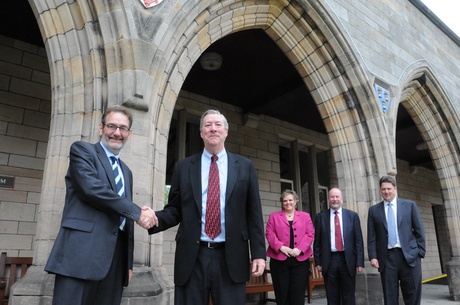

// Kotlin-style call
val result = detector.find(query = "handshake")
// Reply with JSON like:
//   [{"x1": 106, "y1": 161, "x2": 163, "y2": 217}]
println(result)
[{"x1": 136, "y1": 206, "x2": 159, "y2": 229}]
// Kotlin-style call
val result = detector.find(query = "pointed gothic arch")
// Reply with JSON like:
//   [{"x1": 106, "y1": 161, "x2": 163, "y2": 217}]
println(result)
[
  {"x1": 399, "y1": 63, "x2": 460, "y2": 258},
  {"x1": 150, "y1": 0, "x2": 392, "y2": 215}
]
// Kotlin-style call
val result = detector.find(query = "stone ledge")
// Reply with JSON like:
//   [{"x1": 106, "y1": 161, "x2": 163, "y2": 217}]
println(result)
[{"x1": 9, "y1": 265, "x2": 173, "y2": 305}]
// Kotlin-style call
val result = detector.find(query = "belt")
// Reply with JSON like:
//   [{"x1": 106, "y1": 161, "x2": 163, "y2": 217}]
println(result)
[
  {"x1": 388, "y1": 247, "x2": 402, "y2": 251},
  {"x1": 199, "y1": 241, "x2": 225, "y2": 249}
]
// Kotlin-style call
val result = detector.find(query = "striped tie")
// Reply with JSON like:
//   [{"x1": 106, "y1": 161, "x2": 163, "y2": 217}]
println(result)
[{"x1": 110, "y1": 156, "x2": 126, "y2": 231}]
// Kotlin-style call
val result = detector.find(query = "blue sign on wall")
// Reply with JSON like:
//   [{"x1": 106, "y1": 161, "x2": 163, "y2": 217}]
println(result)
[{"x1": 374, "y1": 84, "x2": 391, "y2": 113}]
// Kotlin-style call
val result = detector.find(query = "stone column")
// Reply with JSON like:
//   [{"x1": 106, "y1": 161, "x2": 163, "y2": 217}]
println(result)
[{"x1": 9, "y1": 0, "x2": 172, "y2": 303}]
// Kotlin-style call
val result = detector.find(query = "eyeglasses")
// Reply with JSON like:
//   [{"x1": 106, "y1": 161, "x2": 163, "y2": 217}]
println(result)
[{"x1": 103, "y1": 123, "x2": 131, "y2": 134}]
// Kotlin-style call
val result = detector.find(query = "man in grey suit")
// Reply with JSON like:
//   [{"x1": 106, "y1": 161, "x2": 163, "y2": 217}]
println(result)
[
  {"x1": 45, "y1": 105, "x2": 156, "y2": 305},
  {"x1": 314, "y1": 188, "x2": 364, "y2": 305},
  {"x1": 148, "y1": 109, "x2": 266, "y2": 305},
  {"x1": 368, "y1": 175, "x2": 426, "y2": 305}
]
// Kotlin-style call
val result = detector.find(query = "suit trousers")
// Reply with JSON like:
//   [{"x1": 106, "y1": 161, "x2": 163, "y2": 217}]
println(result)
[
  {"x1": 174, "y1": 245, "x2": 246, "y2": 305},
  {"x1": 52, "y1": 230, "x2": 127, "y2": 305},
  {"x1": 381, "y1": 249, "x2": 422, "y2": 305},
  {"x1": 323, "y1": 251, "x2": 356, "y2": 305},
  {"x1": 269, "y1": 257, "x2": 309, "y2": 305}
]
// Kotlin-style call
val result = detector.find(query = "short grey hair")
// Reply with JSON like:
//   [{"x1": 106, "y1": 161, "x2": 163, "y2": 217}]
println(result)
[{"x1": 199, "y1": 109, "x2": 229, "y2": 131}]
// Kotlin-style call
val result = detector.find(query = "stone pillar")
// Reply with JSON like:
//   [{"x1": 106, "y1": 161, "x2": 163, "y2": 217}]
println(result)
[
  {"x1": 446, "y1": 257, "x2": 460, "y2": 301},
  {"x1": 9, "y1": 266, "x2": 172, "y2": 305},
  {"x1": 9, "y1": 109, "x2": 173, "y2": 304},
  {"x1": 355, "y1": 268, "x2": 384, "y2": 305},
  {"x1": 8, "y1": 0, "x2": 174, "y2": 302}
]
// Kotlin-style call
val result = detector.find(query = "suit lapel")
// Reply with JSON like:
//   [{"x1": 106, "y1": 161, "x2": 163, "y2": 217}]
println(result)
[
  {"x1": 377, "y1": 201, "x2": 387, "y2": 230},
  {"x1": 341, "y1": 209, "x2": 348, "y2": 234},
  {"x1": 95, "y1": 143, "x2": 117, "y2": 191},
  {"x1": 226, "y1": 152, "x2": 238, "y2": 202},
  {"x1": 189, "y1": 154, "x2": 202, "y2": 212},
  {"x1": 325, "y1": 210, "x2": 332, "y2": 246},
  {"x1": 396, "y1": 199, "x2": 404, "y2": 226},
  {"x1": 292, "y1": 211, "x2": 300, "y2": 225}
]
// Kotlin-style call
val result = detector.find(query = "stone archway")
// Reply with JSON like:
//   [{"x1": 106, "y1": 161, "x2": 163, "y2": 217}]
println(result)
[
  {"x1": 148, "y1": 1, "x2": 396, "y2": 303},
  {"x1": 148, "y1": 3, "x2": 394, "y2": 303},
  {"x1": 19, "y1": 0, "x2": 167, "y2": 303},
  {"x1": 151, "y1": 0, "x2": 388, "y2": 214},
  {"x1": 17, "y1": 0, "x2": 411, "y2": 304},
  {"x1": 399, "y1": 64, "x2": 460, "y2": 299}
]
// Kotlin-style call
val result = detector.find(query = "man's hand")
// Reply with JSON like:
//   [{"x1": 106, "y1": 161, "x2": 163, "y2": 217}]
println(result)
[
  {"x1": 370, "y1": 258, "x2": 379, "y2": 268},
  {"x1": 251, "y1": 258, "x2": 266, "y2": 277},
  {"x1": 136, "y1": 206, "x2": 158, "y2": 229}
]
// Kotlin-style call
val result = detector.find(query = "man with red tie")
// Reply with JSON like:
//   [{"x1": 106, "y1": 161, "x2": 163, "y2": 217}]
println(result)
[
  {"x1": 314, "y1": 188, "x2": 364, "y2": 305},
  {"x1": 148, "y1": 109, "x2": 266, "y2": 305}
]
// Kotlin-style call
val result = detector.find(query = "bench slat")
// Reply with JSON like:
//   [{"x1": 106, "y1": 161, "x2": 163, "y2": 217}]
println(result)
[
  {"x1": 308, "y1": 257, "x2": 325, "y2": 303},
  {"x1": 210, "y1": 266, "x2": 274, "y2": 305},
  {"x1": 0, "y1": 252, "x2": 33, "y2": 305}
]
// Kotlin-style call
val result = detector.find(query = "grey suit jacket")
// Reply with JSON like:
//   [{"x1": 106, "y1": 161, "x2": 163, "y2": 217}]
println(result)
[
  {"x1": 45, "y1": 141, "x2": 142, "y2": 285},
  {"x1": 149, "y1": 152, "x2": 266, "y2": 286},
  {"x1": 367, "y1": 198, "x2": 426, "y2": 272},
  {"x1": 314, "y1": 208, "x2": 364, "y2": 276}
]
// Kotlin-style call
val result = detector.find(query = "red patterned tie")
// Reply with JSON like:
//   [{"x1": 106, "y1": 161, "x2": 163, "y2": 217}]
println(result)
[
  {"x1": 205, "y1": 155, "x2": 221, "y2": 239},
  {"x1": 334, "y1": 211, "x2": 343, "y2": 251}
]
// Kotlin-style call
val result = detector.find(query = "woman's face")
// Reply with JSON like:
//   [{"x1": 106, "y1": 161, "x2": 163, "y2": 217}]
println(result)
[{"x1": 282, "y1": 194, "x2": 296, "y2": 213}]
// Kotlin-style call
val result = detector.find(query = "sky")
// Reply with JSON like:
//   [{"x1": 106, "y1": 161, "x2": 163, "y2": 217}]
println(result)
[{"x1": 420, "y1": 0, "x2": 460, "y2": 36}]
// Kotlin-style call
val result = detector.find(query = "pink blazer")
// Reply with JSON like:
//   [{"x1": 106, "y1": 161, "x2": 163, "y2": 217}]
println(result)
[{"x1": 266, "y1": 210, "x2": 314, "y2": 261}]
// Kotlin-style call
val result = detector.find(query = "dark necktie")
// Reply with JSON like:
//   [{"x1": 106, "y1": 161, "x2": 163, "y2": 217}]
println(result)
[
  {"x1": 387, "y1": 203, "x2": 397, "y2": 247},
  {"x1": 205, "y1": 155, "x2": 221, "y2": 239},
  {"x1": 334, "y1": 211, "x2": 343, "y2": 251},
  {"x1": 110, "y1": 156, "x2": 126, "y2": 231}
]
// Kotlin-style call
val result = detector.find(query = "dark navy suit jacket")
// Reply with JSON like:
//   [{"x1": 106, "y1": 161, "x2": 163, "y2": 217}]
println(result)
[
  {"x1": 367, "y1": 198, "x2": 426, "y2": 272},
  {"x1": 149, "y1": 152, "x2": 266, "y2": 286},
  {"x1": 314, "y1": 208, "x2": 364, "y2": 276},
  {"x1": 45, "y1": 141, "x2": 142, "y2": 286}
]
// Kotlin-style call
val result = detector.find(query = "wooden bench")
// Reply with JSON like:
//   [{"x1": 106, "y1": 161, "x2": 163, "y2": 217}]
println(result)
[
  {"x1": 307, "y1": 257, "x2": 324, "y2": 303},
  {"x1": 245, "y1": 268, "x2": 273, "y2": 303},
  {"x1": 0, "y1": 252, "x2": 33, "y2": 305},
  {"x1": 209, "y1": 267, "x2": 274, "y2": 305}
]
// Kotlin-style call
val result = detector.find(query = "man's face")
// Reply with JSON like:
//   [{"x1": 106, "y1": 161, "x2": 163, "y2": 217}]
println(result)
[
  {"x1": 380, "y1": 182, "x2": 397, "y2": 202},
  {"x1": 329, "y1": 189, "x2": 343, "y2": 211},
  {"x1": 200, "y1": 113, "x2": 228, "y2": 152},
  {"x1": 98, "y1": 111, "x2": 132, "y2": 155}
]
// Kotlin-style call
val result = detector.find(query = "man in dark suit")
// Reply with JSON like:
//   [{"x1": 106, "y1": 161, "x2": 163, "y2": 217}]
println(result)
[
  {"x1": 314, "y1": 188, "x2": 364, "y2": 305},
  {"x1": 368, "y1": 175, "x2": 426, "y2": 305},
  {"x1": 45, "y1": 105, "x2": 156, "y2": 305},
  {"x1": 148, "y1": 109, "x2": 266, "y2": 305}
]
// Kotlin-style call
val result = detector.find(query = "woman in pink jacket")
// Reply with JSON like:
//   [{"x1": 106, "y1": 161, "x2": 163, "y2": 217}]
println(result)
[{"x1": 266, "y1": 189, "x2": 315, "y2": 305}]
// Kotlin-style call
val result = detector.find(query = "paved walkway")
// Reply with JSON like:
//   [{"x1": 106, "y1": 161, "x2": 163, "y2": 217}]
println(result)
[{"x1": 265, "y1": 284, "x2": 458, "y2": 305}]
